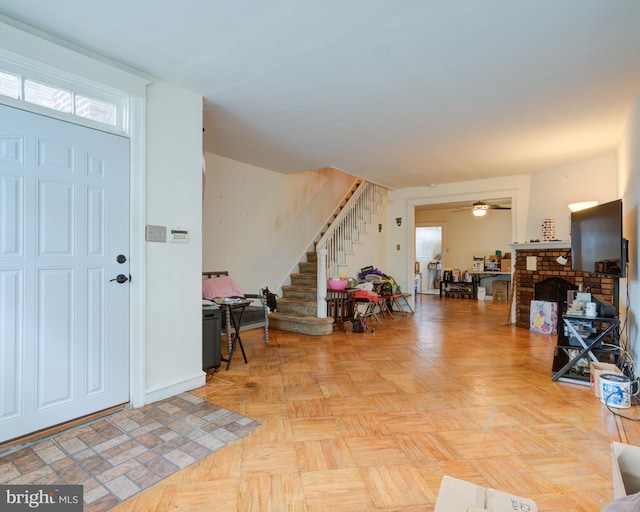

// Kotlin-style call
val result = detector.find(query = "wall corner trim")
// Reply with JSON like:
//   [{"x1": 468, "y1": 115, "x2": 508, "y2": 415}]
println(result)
[{"x1": 144, "y1": 373, "x2": 206, "y2": 405}]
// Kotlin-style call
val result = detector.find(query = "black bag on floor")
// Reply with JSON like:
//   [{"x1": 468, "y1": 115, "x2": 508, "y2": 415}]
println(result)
[{"x1": 352, "y1": 316, "x2": 367, "y2": 333}]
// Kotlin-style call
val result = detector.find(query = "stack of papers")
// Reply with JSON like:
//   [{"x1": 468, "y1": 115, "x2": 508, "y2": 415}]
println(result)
[{"x1": 214, "y1": 297, "x2": 247, "y2": 305}]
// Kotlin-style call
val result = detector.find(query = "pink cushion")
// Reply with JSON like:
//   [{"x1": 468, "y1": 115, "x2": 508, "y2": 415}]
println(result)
[{"x1": 202, "y1": 276, "x2": 244, "y2": 299}]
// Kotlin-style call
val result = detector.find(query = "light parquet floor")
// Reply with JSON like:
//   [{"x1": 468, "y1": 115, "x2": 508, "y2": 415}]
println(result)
[{"x1": 113, "y1": 295, "x2": 636, "y2": 512}]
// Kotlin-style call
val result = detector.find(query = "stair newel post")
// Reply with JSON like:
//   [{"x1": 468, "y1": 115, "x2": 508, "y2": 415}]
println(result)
[{"x1": 317, "y1": 248, "x2": 328, "y2": 318}]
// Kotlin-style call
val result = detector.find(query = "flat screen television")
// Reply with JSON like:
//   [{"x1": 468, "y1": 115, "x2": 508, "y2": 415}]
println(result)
[{"x1": 571, "y1": 199, "x2": 627, "y2": 277}]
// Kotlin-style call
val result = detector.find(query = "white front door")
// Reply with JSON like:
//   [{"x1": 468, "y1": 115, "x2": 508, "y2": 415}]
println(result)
[{"x1": 0, "y1": 104, "x2": 130, "y2": 443}]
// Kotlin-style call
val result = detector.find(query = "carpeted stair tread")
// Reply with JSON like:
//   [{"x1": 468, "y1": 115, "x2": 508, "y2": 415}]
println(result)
[
  {"x1": 278, "y1": 296, "x2": 314, "y2": 303},
  {"x1": 269, "y1": 312, "x2": 334, "y2": 336},
  {"x1": 277, "y1": 297, "x2": 316, "y2": 306},
  {"x1": 290, "y1": 273, "x2": 316, "y2": 281},
  {"x1": 276, "y1": 297, "x2": 317, "y2": 316},
  {"x1": 298, "y1": 262, "x2": 317, "y2": 274},
  {"x1": 281, "y1": 285, "x2": 317, "y2": 300}
]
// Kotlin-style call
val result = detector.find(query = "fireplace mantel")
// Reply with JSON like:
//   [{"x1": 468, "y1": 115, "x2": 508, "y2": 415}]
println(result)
[{"x1": 511, "y1": 241, "x2": 570, "y2": 251}]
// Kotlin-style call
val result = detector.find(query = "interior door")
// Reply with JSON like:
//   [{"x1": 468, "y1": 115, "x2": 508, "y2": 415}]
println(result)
[
  {"x1": 415, "y1": 226, "x2": 443, "y2": 292},
  {"x1": 0, "y1": 104, "x2": 130, "y2": 443}
]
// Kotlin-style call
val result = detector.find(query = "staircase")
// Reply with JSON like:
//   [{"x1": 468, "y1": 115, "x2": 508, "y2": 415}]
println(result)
[
  {"x1": 269, "y1": 180, "x2": 387, "y2": 336},
  {"x1": 269, "y1": 251, "x2": 334, "y2": 335}
]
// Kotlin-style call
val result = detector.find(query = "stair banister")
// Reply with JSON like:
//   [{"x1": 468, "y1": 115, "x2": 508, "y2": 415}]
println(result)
[
  {"x1": 316, "y1": 181, "x2": 385, "y2": 316},
  {"x1": 315, "y1": 182, "x2": 368, "y2": 254}
]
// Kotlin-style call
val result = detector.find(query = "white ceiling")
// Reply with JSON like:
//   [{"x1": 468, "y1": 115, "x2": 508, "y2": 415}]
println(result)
[{"x1": 1, "y1": 1, "x2": 640, "y2": 190}]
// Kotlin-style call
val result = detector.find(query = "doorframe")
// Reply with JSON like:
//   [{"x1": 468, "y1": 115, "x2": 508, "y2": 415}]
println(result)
[
  {"x1": 415, "y1": 224, "x2": 444, "y2": 292},
  {"x1": 0, "y1": 28, "x2": 150, "y2": 408},
  {"x1": 127, "y1": 96, "x2": 147, "y2": 408},
  {"x1": 406, "y1": 187, "x2": 522, "y2": 307}
]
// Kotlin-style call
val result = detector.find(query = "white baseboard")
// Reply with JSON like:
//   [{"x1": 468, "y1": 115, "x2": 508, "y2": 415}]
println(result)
[{"x1": 144, "y1": 372, "x2": 206, "y2": 405}]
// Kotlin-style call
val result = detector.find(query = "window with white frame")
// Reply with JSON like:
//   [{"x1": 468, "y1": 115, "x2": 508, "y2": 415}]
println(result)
[
  {"x1": 0, "y1": 71, "x2": 20, "y2": 99},
  {"x1": 0, "y1": 70, "x2": 118, "y2": 127}
]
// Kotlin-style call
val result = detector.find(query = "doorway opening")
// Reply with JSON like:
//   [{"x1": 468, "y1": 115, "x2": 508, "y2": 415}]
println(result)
[{"x1": 415, "y1": 226, "x2": 443, "y2": 295}]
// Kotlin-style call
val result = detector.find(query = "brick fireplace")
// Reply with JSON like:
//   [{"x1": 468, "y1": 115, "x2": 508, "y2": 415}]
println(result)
[{"x1": 512, "y1": 242, "x2": 616, "y2": 329}]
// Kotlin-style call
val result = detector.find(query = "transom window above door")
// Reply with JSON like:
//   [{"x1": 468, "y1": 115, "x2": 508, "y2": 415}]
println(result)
[{"x1": 0, "y1": 69, "x2": 118, "y2": 127}]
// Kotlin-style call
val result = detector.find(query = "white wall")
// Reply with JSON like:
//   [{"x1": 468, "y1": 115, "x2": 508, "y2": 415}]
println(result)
[
  {"x1": 203, "y1": 156, "x2": 361, "y2": 294},
  {"x1": 145, "y1": 82, "x2": 204, "y2": 401},
  {"x1": 526, "y1": 153, "x2": 618, "y2": 241},
  {"x1": 0, "y1": 20, "x2": 205, "y2": 406},
  {"x1": 387, "y1": 158, "x2": 620, "y2": 297},
  {"x1": 415, "y1": 208, "x2": 512, "y2": 272},
  {"x1": 8, "y1": 10, "x2": 635, "y2": 414},
  {"x1": 387, "y1": 175, "x2": 531, "y2": 296},
  {"x1": 617, "y1": 91, "x2": 640, "y2": 376},
  {"x1": 342, "y1": 204, "x2": 388, "y2": 281}
]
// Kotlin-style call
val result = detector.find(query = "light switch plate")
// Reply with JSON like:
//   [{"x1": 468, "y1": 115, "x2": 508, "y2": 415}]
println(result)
[{"x1": 146, "y1": 225, "x2": 166, "y2": 242}]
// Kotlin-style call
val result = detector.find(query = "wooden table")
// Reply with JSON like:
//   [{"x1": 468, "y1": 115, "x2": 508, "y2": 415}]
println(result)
[{"x1": 325, "y1": 290, "x2": 355, "y2": 332}]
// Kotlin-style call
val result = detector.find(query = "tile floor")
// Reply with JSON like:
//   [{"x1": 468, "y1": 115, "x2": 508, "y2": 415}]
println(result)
[{"x1": 0, "y1": 391, "x2": 261, "y2": 512}]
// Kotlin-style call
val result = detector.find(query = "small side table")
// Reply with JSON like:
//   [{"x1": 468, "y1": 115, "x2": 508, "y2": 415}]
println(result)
[
  {"x1": 326, "y1": 290, "x2": 355, "y2": 332},
  {"x1": 215, "y1": 298, "x2": 252, "y2": 370}
]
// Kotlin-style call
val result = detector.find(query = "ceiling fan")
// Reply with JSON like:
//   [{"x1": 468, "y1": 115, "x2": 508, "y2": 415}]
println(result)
[{"x1": 454, "y1": 201, "x2": 511, "y2": 217}]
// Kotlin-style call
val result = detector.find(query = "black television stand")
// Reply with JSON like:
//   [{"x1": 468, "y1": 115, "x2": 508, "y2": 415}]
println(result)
[{"x1": 551, "y1": 314, "x2": 620, "y2": 384}]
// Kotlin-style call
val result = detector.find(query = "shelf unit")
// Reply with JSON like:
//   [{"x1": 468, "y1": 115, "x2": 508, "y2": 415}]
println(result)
[
  {"x1": 440, "y1": 280, "x2": 476, "y2": 299},
  {"x1": 551, "y1": 315, "x2": 620, "y2": 385}
]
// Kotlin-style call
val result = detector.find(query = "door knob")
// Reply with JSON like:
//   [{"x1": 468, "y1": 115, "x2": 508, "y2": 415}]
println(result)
[{"x1": 110, "y1": 274, "x2": 129, "y2": 284}]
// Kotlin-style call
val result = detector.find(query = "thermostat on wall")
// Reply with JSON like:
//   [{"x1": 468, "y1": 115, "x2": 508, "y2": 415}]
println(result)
[{"x1": 170, "y1": 228, "x2": 189, "y2": 243}]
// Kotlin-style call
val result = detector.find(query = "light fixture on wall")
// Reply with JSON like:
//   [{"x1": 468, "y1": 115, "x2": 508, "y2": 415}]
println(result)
[
  {"x1": 568, "y1": 201, "x2": 598, "y2": 212},
  {"x1": 396, "y1": 217, "x2": 402, "y2": 226},
  {"x1": 556, "y1": 250, "x2": 571, "y2": 266},
  {"x1": 378, "y1": 223, "x2": 382, "y2": 232}
]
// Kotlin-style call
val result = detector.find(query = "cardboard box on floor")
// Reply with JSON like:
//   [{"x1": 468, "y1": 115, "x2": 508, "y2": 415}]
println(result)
[
  {"x1": 612, "y1": 442, "x2": 640, "y2": 499},
  {"x1": 492, "y1": 281, "x2": 509, "y2": 302},
  {"x1": 435, "y1": 476, "x2": 537, "y2": 512},
  {"x1": 590, "y1": 362, "x2": 623, "y2": 398}
]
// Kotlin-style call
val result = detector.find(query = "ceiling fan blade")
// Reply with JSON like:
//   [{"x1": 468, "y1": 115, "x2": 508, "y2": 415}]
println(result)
[{"x1": 488, "y1": 205, "x2": 511, "y2": 210}]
